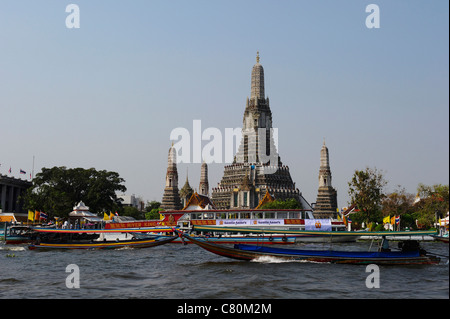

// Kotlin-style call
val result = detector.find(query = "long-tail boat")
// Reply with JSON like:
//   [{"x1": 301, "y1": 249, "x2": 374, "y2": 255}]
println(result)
[
  {"x1": 176, "y1": 230, "x2": 441, "y2": 265},
  {"x1": 3, "y1": 225, "x2": 37, "y2": 244},
  {"x1": 28, "y1": 227, "x2": 177, "y2": 250}
]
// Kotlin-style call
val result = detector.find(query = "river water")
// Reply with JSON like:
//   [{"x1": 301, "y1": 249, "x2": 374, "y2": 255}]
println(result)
[{"x1": 1, "y1": 240, "x2": 448, "y2": 301}]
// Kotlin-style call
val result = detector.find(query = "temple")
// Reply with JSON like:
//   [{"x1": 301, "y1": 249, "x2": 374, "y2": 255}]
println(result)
[
  {"x1": 160, "y1": 144, "x2": 182, "y2": 210},
  {"x1": 313, "y1": 141, "x2": 338, "y2": 218},
  {"x1": 211, "y1": 53, "x2": 311, "y2": 210},
  {"x1": 199, "y1": 162, "x2": 209, "y2": 196}
]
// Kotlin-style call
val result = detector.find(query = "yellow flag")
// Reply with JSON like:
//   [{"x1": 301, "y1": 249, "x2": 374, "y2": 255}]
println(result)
[
  {"x1": 383, "y1": 215, "x2": 390, "y2": 224},
  {"x1": 390, "y1": 216, "x2": 395, "y2": 225},
  {"x1": 28, "y1": 210, "x2": 35, "y2": 221},
  {"x1": 103, "y1": 212, "x2": 110, "y2": 220},
  {"x1": 109, "y1": 212, "x2": 114, "y2": 220}
]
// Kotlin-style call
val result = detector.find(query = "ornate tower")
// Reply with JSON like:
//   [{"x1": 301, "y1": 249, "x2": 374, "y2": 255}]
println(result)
[
  {"x1": 161, "y1": 144, "x2": 182, "y2": 210},
  {"x1": 314, "y1": 141, "x2": 338, "y2": 218},
  {"x1": 199, "y1": 162, "x2": 209, "y2": 196},
  {"x1": 211, "y1": 53, "x2": 311, "y2": 210},
  {"x1": 179, "y1": 171, "x2": 194, "y2": 208}
]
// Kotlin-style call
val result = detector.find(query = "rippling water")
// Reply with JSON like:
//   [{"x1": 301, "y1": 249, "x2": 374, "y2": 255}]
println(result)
[{"x1": 1, "y1": 241, "x2": 448, "y2": 299}]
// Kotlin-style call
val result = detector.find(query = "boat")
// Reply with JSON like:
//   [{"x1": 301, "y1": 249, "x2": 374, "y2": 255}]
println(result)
[
  {"x1": 432, "y1": 213, "x2": 449, "y2": 243},
  {"x1": 191, "y1": 224, "x2": 363, "y2": 243},
  {"x1": 176, "y1": 230, "x2": 441, "y2": 265},
  {"x1": 3, "y1": 225, "x2": 37, "y2": 244},
  {"x1": 169, "y1": 233, "x2": 299, "y2": 245},
  {"x1": 431, "y1": 234, "x2": 449, "y2": 244},
  {"x1": 28, "y1": 227, "x2": 178, "y2": 250},
  {"x1": 160, "y1": 208, "x2": 357, "y2": 243}
]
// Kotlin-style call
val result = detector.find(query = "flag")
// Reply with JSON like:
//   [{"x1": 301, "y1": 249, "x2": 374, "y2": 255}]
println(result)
[
  {"x1": 109, "y1": 212, "x2": 114, "y2": 219},
  {"x1": 28, "y1": 210, "x2": 35, "y2": 221},
  {"x1": 35, "y1": 210, "x2": 40, "y2": 221},
  {"x1": 390, "y1": 216, "x2": 395, "y2": 225},
  {"x1": 20, "y1": 169, "x2": 26, "y2": 174},
  {"x1": 395, "y1": 216, "x2": 400, "y2": 225},
  {"x1": 115, "y1": 212, "x2": 119, "y2": 216},
  {"x1": 8, "y1": 167, "x2": 11, "y2": 174},
  {"x1": 383, "y1": 215, "x2": 390, "y2": 224},
  {"x1": 40, "y1": 211, "x2": 48, "y2": 220},
  {"x1": 103, "y1": 212, "x2": 110, "y2": 220}
]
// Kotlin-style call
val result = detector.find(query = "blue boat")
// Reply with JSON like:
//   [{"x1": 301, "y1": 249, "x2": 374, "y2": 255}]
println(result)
[{"x1": 177, "y1": 230, "x2": 441, "y2": 265}]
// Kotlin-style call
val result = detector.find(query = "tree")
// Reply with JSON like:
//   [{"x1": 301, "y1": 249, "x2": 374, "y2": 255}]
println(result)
[
  {"x1": 145, "y1": 200, "x2": 161, "y2": 212},
  {"x1": 122, "y1": 206, "x2": 145, "y2": 220},
  {"x1": 22, "y1": 166, "x2": 127, "y2": 218},
  {"x1": 259, "y1": 198, "x2": 302, "y2": 210},
  {"x1": 381, "y1": 186, "x2": 415, "y2": 229},
  {"x1": 145, "y1": 208, "x2": 164, "y2": 220},
  {"x1": 413, "y1": 183, "x2": 449, "y2": 229},
  {"x1": 348, "y1": 167, "x2": 387, "y2": 225}
]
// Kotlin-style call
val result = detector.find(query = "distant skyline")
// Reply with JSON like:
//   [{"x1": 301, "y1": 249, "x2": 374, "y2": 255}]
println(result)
[{"x1": 1, "y1": 1, "x2": 448, "y2": 210}]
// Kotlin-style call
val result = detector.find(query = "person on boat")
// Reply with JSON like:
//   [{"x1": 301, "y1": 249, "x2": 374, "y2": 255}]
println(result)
[{"x1": 380, "y1": 236, "x2": 391, "y2": 252}]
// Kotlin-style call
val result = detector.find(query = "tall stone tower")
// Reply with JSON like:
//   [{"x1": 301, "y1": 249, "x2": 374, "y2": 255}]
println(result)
[
  {"x1": 199, "y1": 162, "x2": 209, "y2": 196},
  {"x1": 314, "y1": 141, "x2": 338, "y2": 218},
  {"x1": 161, "y1": 144, "x2": 182, "y2": 210},
  {"x1": 211, "y1": 52, "x2": 311, "y2": 210}
]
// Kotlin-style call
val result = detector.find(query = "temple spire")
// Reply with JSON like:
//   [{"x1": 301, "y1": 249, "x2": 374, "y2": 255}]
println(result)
[
  {"x1": 314, "y1": 141, "x2": 338, "y2": 219},
  {"x1": 199, "y1": 161, "x2": 209, "y2": 196},
  {"x1": 251, "y1": 51, "x2": 264, "y2": 99},
  {"x1": 161, "y1": 144, "x2": 182, "y2": 210}
]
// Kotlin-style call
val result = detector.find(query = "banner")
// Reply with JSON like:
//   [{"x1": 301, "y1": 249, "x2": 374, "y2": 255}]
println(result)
[
  {"x1": 216, "y1": 219, "x2": 285, "y2": 227},
  {"x1": 304, "y1": 219, "x2": 332, "y2": 231},
  {"x1": 28, "y1": 210, "x2": 34, "y2": 221}
]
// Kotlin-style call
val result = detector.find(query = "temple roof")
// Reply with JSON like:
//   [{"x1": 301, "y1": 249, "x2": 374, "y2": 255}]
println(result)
[
  {"x1": 182, "y1": 192, "x2": 216, "y2": 210},
  {"x1": 255, "y1": 190, "x2": 275, "y2": 209}
]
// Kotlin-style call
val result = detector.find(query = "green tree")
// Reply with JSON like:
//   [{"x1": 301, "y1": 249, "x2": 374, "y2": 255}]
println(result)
[
  {"x1": 259, "y1": 198, "x2": 302, "y2": 210},
  {"x1": 145, "y1": 200, "x2": 161, "y2": 212},
  {"x1": 413, "y1": 183, "x2": 449, "y2": 229},
  {"x1": 122, "y1": 206, "x2": 145, "y2": 220},
  {"x1": 348, "y1": 167, "x2": 387, "y2": 225},
  {"x1": 22, "y1": 166, "x2": 127, "y2": 218},
  {"x1": 145, "y1": 207, "x2": 164, "y2": 220},
  {"x1": 381, "y1": 186, "x2": 415, "y2": 229}
]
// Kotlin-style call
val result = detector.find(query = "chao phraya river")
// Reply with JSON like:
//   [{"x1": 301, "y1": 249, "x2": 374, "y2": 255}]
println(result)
[{"x1": 1, "y1": 240, "x2": 448, "y2": 299}]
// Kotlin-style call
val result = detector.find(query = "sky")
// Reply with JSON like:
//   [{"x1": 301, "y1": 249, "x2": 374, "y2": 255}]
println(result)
[{"x1": 1, "y1": 1, "x2": 448, "y2": 210}]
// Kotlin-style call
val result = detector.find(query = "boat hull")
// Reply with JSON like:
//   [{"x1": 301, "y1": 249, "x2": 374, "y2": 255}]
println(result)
[
  {"x1": 28, "y1": 236, "x2": 177, "y2": 250},
  {"x1": 180, "y1": 232, "x2": 440, "y2": 265},
  {"x1": 5, "y1": 237, "x2": 33, "y2": 245},
  {"x1": 431, "y1": 235, "x2": 449, "y2": 244},
  {"x1": 293, "y1": 234, "x2": 360, "y2": 243}
]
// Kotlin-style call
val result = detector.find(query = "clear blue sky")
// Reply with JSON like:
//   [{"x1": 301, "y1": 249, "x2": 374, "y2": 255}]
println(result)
[{"x1": 1, "y1": 1, "x2": 448, "y2": 209}]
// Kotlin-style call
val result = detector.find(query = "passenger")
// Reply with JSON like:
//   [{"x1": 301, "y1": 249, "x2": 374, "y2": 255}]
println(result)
[{"x1": 380, "y1": 236, "x2": 391, "y2": 252}]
